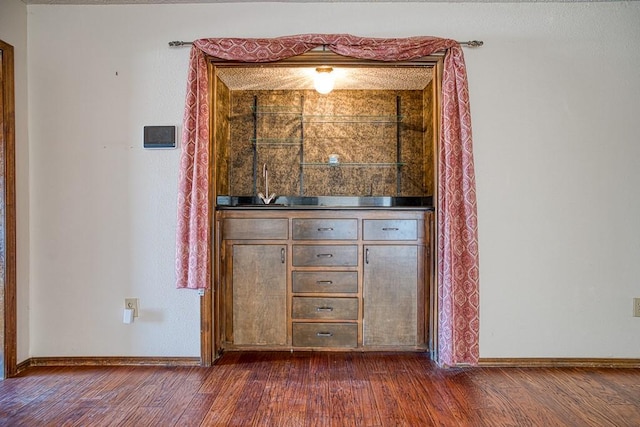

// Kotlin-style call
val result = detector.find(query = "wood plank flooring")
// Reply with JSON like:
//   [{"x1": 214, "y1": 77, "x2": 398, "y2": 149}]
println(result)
[{"x1": 1, "y1": 352, "x2": 639, "y2": 426}]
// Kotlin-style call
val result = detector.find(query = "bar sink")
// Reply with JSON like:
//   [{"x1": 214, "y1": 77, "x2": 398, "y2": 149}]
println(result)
[{"x1": 216, "y1": 195, "x2": 433, "y2": 208}]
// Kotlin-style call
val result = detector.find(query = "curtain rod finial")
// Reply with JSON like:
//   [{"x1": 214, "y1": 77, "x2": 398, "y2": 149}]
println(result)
[
  {"x1": 169, "y1": 41, "x2": 193, "y2": 47},
  {"x1": 464, "y1": 40, "x2": 484, "y2": 48}
]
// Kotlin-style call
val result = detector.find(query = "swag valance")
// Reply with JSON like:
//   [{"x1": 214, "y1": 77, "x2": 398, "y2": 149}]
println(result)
[{"x1": 175, "y1": 34, "x2": 479, "y2": 366}]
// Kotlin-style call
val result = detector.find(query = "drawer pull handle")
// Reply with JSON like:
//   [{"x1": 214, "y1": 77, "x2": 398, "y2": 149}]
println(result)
[
  {"x1": 365, "y1": 248, "x2": 370, "y2": 264},
  {"x1": 316, "y1": 253, "x2": 333, "y2": 258},
  {"x1": 316, "y1": 280, "x2": 333, "y2": 285},
  {"x1": 317, "y1": 227, "x2": 334, "y2": 231},
  {"x1": 316, "y1": 332, "x2": 333, "y2": 337},
  {"x1": 316, "y1": 306, "x2": 334, "y2": 312},
  {"x1": 281, "y1": 248, "x2": 285, "y2": 264},
  {"x1": 382, "y1": 227, "x2": 400, "y2": 231}
]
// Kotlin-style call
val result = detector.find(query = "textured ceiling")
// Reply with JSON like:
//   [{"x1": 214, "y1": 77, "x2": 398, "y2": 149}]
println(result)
[
  {"x1": 23, "y1": 0, "x2": 622, "y2": 4},
  {"x1": 217, "y1": 66, "x2": 433, "y2": 91}
]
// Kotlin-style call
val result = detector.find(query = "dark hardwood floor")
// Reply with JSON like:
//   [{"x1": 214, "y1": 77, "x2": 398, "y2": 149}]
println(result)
[{"x1": 1, "y1": 352, "x2": 639, "y2": 426}]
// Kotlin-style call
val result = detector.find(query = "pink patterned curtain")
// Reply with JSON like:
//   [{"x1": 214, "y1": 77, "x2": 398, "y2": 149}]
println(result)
[{"x1": 175, "y1": 34, "x2": 479, "y2": 366}]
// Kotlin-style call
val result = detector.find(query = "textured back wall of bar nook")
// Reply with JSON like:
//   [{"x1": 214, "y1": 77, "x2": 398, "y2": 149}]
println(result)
[{"x1": 216, "y1": 83, "x2": 434, "y2": 198}]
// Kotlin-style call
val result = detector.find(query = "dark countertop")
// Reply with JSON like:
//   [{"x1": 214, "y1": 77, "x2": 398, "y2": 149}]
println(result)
[{"x1": 216, "y1": 195, "x2": 433, "y2": 209}]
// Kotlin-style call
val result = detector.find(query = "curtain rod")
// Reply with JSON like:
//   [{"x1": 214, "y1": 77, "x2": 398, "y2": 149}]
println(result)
[{"x1": 168, "y1": 40, "x2": 484, "y2": 48}]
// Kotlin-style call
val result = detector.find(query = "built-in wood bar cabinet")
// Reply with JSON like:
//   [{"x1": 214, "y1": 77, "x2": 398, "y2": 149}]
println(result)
[{"x1": 216, "y1": 208, "x2": 432, "y2": 352}]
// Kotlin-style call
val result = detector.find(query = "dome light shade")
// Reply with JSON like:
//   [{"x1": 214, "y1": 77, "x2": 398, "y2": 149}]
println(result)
[{"x1": 314, "y1": 66, "x2": 335, "y2": 94}]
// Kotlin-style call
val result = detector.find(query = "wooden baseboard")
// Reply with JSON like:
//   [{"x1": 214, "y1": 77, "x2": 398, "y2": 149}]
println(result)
[
  {"x1": 478, "y1": 357, "x2": 640, "y2": 368},
  {"x1": 15, "y1": 356, "x2": 638, "y2": 375},
  {"x1": 15, "y1": 358, "x2": 31, "y2": 374},
  {"x1": 15, "y1": 356, "x2": 201, "y2": 374}
]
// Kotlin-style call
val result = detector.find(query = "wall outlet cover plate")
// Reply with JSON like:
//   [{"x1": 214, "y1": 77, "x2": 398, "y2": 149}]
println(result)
[{"x1": 125, "y1": 298, "x2": 139, "y2": 317}]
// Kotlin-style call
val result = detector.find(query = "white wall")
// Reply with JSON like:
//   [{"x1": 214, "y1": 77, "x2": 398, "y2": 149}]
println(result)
[
  {"x1": 26, "y1": 1, "x2": 640, "y2": 358},
  {"x1": 27, "y1": 3, "x2": 201, "y2": 357},
  {"x1": 0, "y1": 0, "x2": 30, "y2": 363}
]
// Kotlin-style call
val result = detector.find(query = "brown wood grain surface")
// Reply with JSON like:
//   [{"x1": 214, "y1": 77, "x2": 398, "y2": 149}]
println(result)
[
  {"x1": 1, "y1": 39, "x2": 17, "y2": 379},
  {"x1": 2, "y1": 352, "x2": 639, "y2": 426}
]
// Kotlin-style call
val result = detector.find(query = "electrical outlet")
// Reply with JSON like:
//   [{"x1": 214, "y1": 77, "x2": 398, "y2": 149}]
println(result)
[
  {"x1": 634, "y1": 298, "x2": 640, "y2": 317},
  {"x1": 125, "y1": 298, "x2": 139, "y2": 317}
]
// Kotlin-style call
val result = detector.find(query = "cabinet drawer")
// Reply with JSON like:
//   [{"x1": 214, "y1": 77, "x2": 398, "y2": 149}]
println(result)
[
  {"x1": 223, "y1": 218, "x2": 288, "y2": 240},
  {"x1": 292, "y1": 271, "x2": 358, "y2": 294},
  {"x1": 363, "y1": 219, "x2": 417, "y2": 241},
  {"x1": 292, "y1": 219, "x2": 357, "y2": 240},
  {"x1": 292, "y1": 297, "x2": 358, "y2": 320},
  {"x1": 292, "y1": 323, "x2": 357, "y2": 348},
  {"x1": 292, "y1": 245, "x2": 358, "y2": 267}
]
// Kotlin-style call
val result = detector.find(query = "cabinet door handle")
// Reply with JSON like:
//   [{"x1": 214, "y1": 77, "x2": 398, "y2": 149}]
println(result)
[
  {"x1": 281, "y1": 247, "x2": 285, "y2": 264},
  {"x1": 316, "y1": 306, "x2": 334, "y2": 312},
  {"x1": 317, "y1": 227, "x2": 334, "y2": 231},
  {"x1": 316, "y1": 253, "x2": 333, "y2": 258},
  {"x1": 316, "y1": 332, "x2": 333, "y2": 337},
  {"x1": 365, "y1": 248, "x2": 370, "y2": 264},
  {"x1": 382, "y1": 227, "x2": 400, "y2": 231},
  {"x1": 316, "y1": 280, "x2": 333, "y2": 285}
]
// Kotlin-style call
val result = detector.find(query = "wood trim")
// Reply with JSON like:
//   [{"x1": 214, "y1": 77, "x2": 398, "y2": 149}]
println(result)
[
  {"x1": 429, "y1": 56, "x2": 444, "y2": 362},
  {"x1": 17, "y1": 356, "x2": 638, "y2": 371},
  {"x1": 16, "y1": 356, "x2": 201, "y2": 373},
  {"x1": 211, "y1": 51, "x2": 444, "y2": 67},
  {"x1": 199, "y1": 60, "x2": 215, "y2": 367},
  {"x1": 478, "y1": 358, "x2": 640, "y2": 368},
  {"x1": 200, "y1": 290, "x2": 213, "y2": 367},
  {"x1": 203, "y1": 54, "x2": 442, "y2": 361},
  {"x1": 0, "y1": 39, "x2": 17, "y2": 379},
  {"x1": 15, "y1": 358, "x2": 29, "y2": 373}
]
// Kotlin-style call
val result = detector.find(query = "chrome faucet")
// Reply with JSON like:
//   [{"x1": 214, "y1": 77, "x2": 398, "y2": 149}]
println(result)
[
  {"x1": 368, "y1": 175, "x2": 380, "y2": 196},
  {"x1": 258, "y1": 163, "x2": 276, "y2": 204}
]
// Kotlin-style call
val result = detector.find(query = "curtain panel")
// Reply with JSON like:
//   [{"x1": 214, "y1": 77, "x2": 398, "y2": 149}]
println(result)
[{"x1": 175, "y1": 34, "x2": 479, "y2": 366}]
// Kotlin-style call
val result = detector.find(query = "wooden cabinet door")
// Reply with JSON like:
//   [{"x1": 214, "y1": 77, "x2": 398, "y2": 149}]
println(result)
[
  {"x1": 363, "y1": 245, "x2": 418, "y2": 346},
  {"x1": 232, "y1": 244, "x2": 287, "y2": 346}
]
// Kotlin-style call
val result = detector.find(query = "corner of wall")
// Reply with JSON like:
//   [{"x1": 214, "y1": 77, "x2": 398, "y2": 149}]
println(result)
[{"x1": 0, "y1": 0, "x2": 30, "y2": 364}]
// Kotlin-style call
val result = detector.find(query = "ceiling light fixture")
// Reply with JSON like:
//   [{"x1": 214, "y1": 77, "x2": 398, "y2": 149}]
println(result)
[{"x1": 314, "y1": 66, "x2": 335, "y2": 94}]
